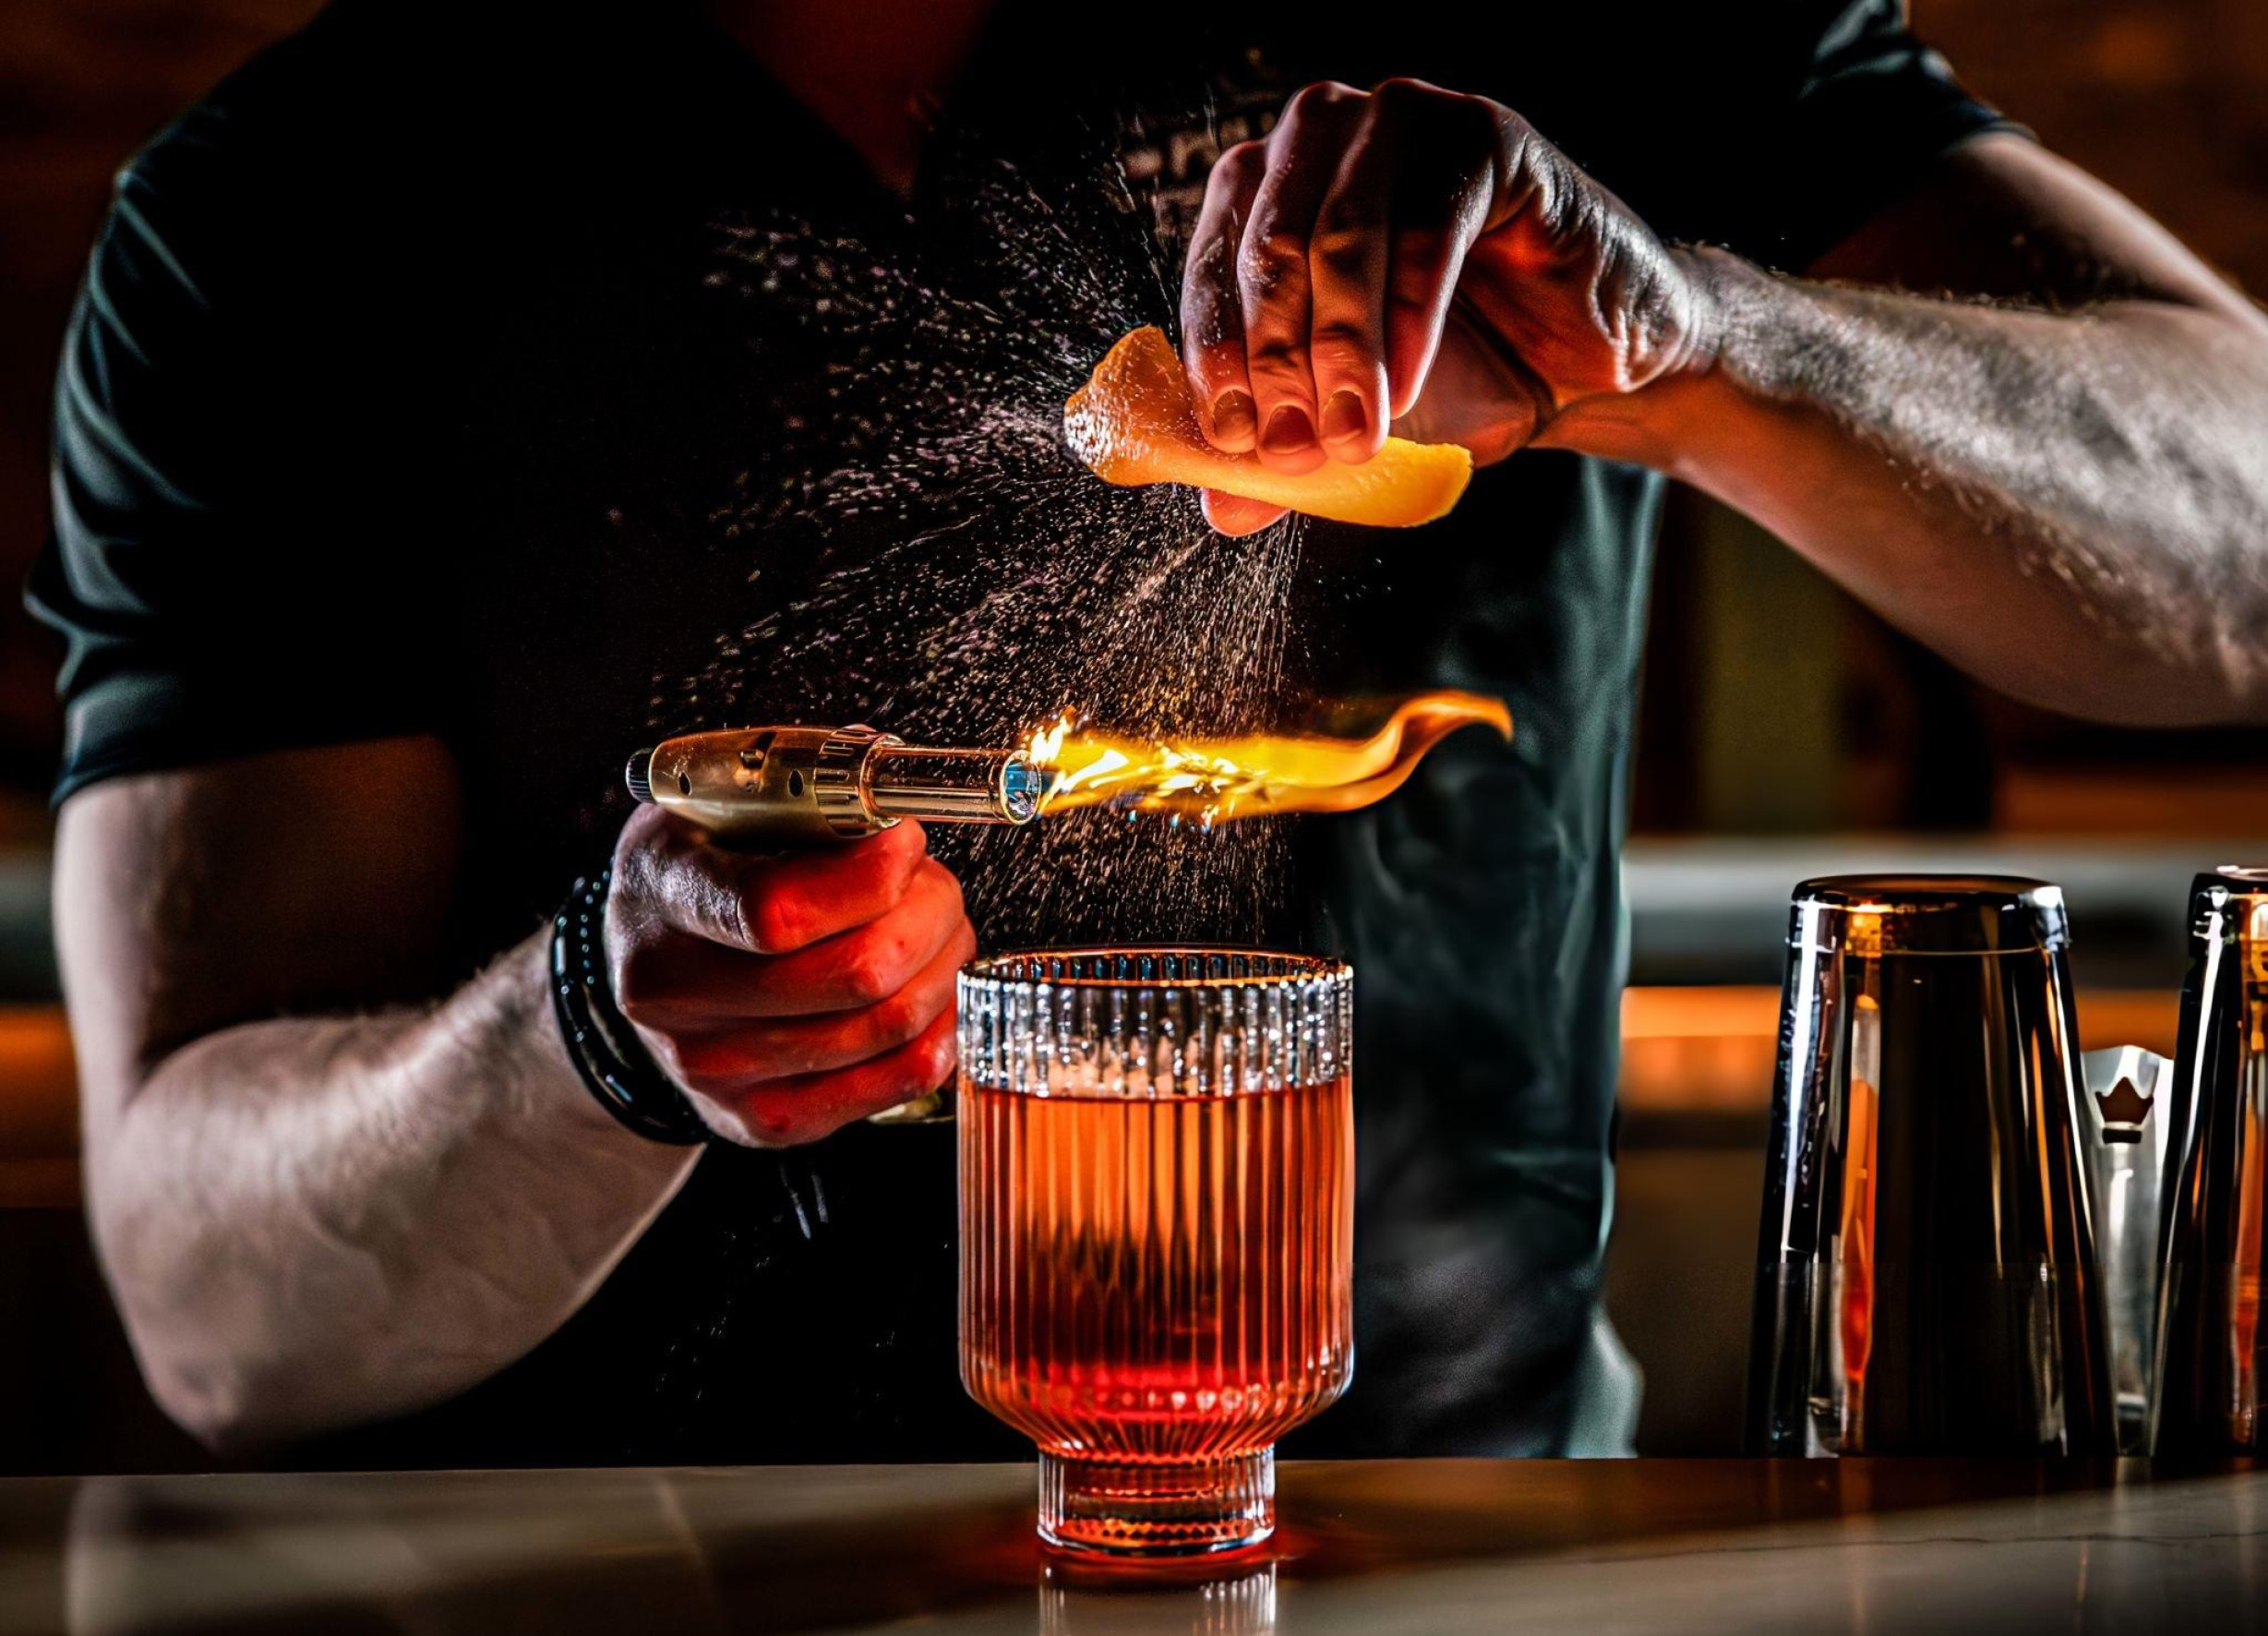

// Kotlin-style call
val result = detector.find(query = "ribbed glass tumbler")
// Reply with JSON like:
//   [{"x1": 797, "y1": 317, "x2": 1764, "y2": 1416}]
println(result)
[{"x1": 957, "y1": 949, "x2": 1354, "y2": 1557}]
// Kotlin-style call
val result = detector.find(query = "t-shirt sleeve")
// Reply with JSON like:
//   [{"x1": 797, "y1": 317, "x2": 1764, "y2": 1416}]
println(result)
[
  {"x1": 29, "y1": 92, "x2": 448, "y2": 804},
  {"x1": 1729, "y1": 0, "x2": 2022, "y2": 270}
]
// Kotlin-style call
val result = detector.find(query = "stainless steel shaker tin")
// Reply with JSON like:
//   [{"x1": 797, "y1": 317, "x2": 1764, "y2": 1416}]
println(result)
[{"x1": 1747, "y1": 875, "x2": 2114, "y2": 1456}]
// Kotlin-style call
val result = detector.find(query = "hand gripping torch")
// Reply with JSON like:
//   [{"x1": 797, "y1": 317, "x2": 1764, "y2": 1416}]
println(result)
[
  {"x1": 616, "y1": 725, "x2": 1039, "y2": 1128},
  {"x1": 624, "y1": 724, "x2": 1046, "y2": 846}
]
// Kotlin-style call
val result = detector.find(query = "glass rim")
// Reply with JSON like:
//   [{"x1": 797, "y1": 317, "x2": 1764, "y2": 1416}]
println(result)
[
  {"x1": 961, "y1": 945, "x2": 1350, "y2": 991},
  {"x1": 957, "y1": 945, "x2": 1352, "y2": 1096}
]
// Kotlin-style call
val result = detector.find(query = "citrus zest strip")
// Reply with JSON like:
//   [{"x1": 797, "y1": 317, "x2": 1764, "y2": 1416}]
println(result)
[{"x1": 1064, "y1": 327, "x2": 1473, "y2": 528}]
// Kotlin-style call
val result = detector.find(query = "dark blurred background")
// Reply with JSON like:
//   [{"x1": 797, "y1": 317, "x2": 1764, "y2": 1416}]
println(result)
[{"x1": 2, "y1": 1, "x2": 2264, "y2": 1469}]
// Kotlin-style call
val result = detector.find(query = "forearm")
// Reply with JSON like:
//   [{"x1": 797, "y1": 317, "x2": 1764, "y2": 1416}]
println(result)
[
  {"x1": 1558, "y1": 248, "x2": 2268, "y2": 724},
  {"x1": 88, "y1": 929, "x2": 697, "y2": 1449}
]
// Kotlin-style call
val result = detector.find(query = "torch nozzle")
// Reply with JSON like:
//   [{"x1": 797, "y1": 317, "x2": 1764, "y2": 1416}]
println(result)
[
  {"x1": 626, "y1": 725, "x2": 1045, "y2": 846},
  {"x1": 865, "y1": 745, "x2": 1045, "y2": 824}
]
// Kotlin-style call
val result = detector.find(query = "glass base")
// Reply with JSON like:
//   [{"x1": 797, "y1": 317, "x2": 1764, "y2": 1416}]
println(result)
[{"x1": 1037, "y1": 1449, "x2": 1275, "y2": 1557}]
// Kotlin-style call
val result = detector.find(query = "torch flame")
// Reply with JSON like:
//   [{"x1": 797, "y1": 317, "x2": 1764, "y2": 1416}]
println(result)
[{"x1": 1025, "y1": 692, "x2": 1512, "y2": 827}]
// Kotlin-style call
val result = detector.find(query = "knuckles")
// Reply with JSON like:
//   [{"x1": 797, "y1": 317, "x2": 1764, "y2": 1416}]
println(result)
[
  {"x1": 739, "y1": 888, "x2": 799, "y2": 956},
  {"x1": 1218, "y1": 137, "x2": 1267, "y2": 171},
  {"x1": 1307, "y1": 219, "x2": 1376, "y2": 283},
  {"x1": 737, "y1": 1104, "x2": 806, "y2": 1148},
  {"x1": 834, "y1": 934, "x2": 907, "y2": 1007},
  {"x1": 1238, "y1": 227, "x2": 1307, "y2": 295},
  {"x1": 687, "y1": 1092, "x2": 810, "y2": 1150},
  {"x1": 1308, "y1": 319, "x2": 1378, "y2": 366},
  {"x1": 1365, "y1": 76, "x2": 1442, "y2": 118},
  {"x1": 913, "y1": 1026, "x2": 955, "y2": 1089},
  {"x1": 923, "y1": 857, "x2": 968, "y2": 917},
  {"x1": 1242, "y1": 331, "x2": 1307, "y2": 372},
  {"x1": 1205, "y1": 139, "x2": 1268, "y2": 202},
  {"x1": 867, "y1": 988, "x2": 930, "y2": 1052},
  {"x1": 672, "y1": 1021, "x2": 959, "y2": 1154},
  {"x1": 1364, "y1": 77, "x2": 1486, "y2": 130},
  {"x1": 1284, "y1": 79, "x2": 1359, "y2": 118},
  {"x1": 1223, "y1": 77, "x2": 1515, "y2": 300},
  {"x1": 1388, "y1": 222, "x2": 1454, "y2": 267}
]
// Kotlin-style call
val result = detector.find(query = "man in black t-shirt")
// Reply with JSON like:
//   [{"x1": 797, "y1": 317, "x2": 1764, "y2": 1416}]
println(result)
[{"x1": 31, "y1": 0, "x2": 2268, "y2": 1466}]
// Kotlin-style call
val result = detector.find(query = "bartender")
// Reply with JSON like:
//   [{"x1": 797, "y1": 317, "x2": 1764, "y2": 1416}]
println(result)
[{"x1": 31, "y1": 0, "x2": 2268, "y2": 1463}]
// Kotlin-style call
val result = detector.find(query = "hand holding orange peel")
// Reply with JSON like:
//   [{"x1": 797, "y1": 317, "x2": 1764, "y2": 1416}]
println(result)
[{"x1": 1064, "y1": 327, "x2": 1473, "y2": 528}]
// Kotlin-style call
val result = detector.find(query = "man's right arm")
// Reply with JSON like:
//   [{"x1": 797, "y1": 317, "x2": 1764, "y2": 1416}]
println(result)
[{"x1": 59, "y1": 735, "x2": 968, "y2": 1450}]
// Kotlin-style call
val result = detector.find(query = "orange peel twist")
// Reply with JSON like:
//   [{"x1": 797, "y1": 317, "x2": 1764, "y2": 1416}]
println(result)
[{"x1": 1064, "y1": 326, "x2": 1473, "y2": 528}]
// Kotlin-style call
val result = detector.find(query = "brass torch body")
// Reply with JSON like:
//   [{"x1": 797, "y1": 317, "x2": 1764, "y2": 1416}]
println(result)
[{"x1": 626, "y1": 725, "x2": 1041, "y2": 846}]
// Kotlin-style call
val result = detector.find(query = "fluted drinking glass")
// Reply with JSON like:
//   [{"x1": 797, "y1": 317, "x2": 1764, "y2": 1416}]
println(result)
[{"x1": 958, "y1": 948, "x2": 1354, "y2": 1557}]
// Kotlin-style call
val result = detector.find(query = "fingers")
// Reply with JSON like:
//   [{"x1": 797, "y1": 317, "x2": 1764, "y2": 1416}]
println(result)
[
  {"x1": 654, "y1": 914, "x2": 973, "y2": 1089},
  {"x1": 1375, "y1": 90, "x2": 1501, "y2": 418},
  {"x1": 1179, "y1": 78, "x2": 1505, "y2": 467},
  {"x1": 1202, "y1": 490, "x2": 1290, "y2": 535},
  {"x1": 1237, "y1": 84, "x2": 1365, "y2": 474},
  {"x1": 622, "y1": 810, "x2": 930, "y2": 956},
  {"x1": 618, "y1": 858, "x2": 966, "y2": 1024},
  {"x1": 1182, "y1": 140, "x2": 1266, "y2": 452},
  {"x1": 1384, "y1": 220, "x2": 1474, "y2": 422},
  {"x1": 710, "y1": 1009, "x2": 960, "y2": 1149},
  {"x1": 608, "y1": 808, "x2": 977, "y2": 1149},
  {"x1": 1306, "y1": 121, "x2": 1394, "y2": 463}
]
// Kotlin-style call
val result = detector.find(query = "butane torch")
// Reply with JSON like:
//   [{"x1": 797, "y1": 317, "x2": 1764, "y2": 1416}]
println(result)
[{"x1": 624, "y1": 724, "x2": 1046, "y2": 845}]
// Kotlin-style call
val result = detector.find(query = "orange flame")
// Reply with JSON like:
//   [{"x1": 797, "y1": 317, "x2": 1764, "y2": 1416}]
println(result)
[{"x1": 1026, "y1": 692, "x2": 1512, "y2": 827}]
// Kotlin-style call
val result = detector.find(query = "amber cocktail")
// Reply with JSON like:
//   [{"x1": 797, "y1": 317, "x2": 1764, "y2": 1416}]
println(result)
[{"x1": 957, "y1": 948, "x2": 1353, "y2": 1557}]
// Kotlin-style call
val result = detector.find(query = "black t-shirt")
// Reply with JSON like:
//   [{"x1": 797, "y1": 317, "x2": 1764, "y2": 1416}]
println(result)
[{"x1": 30, "y1": 0, "x2": 2004, "y2": 1462}]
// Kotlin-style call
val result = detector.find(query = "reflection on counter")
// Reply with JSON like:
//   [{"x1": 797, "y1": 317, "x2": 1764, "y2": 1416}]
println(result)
[
  {"x1": 1039, "y1": 1557, "x2": 1277, "y2": 1636},
  {"x1": 6, "y1": 1460, "x2": 2262, "y2": 1635}
]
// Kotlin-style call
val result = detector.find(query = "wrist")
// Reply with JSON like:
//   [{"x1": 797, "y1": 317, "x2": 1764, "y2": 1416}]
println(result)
[
  {"x1": 1542, "y1": 245, "x2": 1763, "y2": 472},
  {"x1": 518, "y1": 932, "x2": 642, "y2": 1137},
  {"x1": 550, "y1": 869, "x2": 711, "y2": 1147},
  {"x1": 435, "y1": 932, "x2": 696, "y2": 1181}
]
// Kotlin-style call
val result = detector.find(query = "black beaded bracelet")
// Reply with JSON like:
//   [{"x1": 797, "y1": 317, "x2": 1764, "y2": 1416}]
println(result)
[{"x1": 551, "y1": 869, "x2": 709, "y2": 1146}]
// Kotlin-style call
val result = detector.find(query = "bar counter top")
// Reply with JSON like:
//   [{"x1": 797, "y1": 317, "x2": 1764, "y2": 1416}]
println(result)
[{"x1": 3, "y1": 1458, "x2": 2262, "y2": 1633}]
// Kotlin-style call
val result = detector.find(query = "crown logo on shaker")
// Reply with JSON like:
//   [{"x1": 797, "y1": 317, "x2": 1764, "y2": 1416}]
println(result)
[{"x1": 2095, "y1": 1075, "x2": 2153, "y2": 1143}]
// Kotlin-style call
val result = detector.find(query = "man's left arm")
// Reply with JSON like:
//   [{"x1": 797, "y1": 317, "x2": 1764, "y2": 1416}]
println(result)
[
  {"x1": 1572, "y1": 132, "x2": 2268, "y2": 727},
  {"x1": 1181, "y1": 86, "x2": 2268, "y2": 727}
]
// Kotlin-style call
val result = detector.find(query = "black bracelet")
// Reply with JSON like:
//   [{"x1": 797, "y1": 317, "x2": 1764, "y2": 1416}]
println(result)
[{"x1": 551, "y1": 869, "x2": 709, "y2": 1146}]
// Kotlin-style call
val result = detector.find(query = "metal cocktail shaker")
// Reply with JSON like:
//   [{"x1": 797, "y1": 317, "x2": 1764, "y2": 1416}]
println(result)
[
  {"x1": 1746, "y1": 876, "x2": 2115, "y2": 1456},
  {"x1": 2153, "y1": 866, "x2": 2268, "y2": 1455}
]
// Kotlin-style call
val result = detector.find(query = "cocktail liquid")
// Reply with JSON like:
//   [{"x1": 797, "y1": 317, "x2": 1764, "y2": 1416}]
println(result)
[{"x1": 960, "y1": 1074, "x2": 1353, "y2": 1552}]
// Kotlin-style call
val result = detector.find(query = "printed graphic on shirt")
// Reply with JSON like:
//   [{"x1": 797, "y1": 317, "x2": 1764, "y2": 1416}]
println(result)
[{"x1": 1112, "y1": 44, "x2": 1290, "y2": 252}]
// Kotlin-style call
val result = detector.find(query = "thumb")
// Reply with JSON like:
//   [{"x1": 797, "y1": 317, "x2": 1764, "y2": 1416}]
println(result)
[{"x1": 1202, "y1": 490, "x2": 1290, "y2": 536}]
